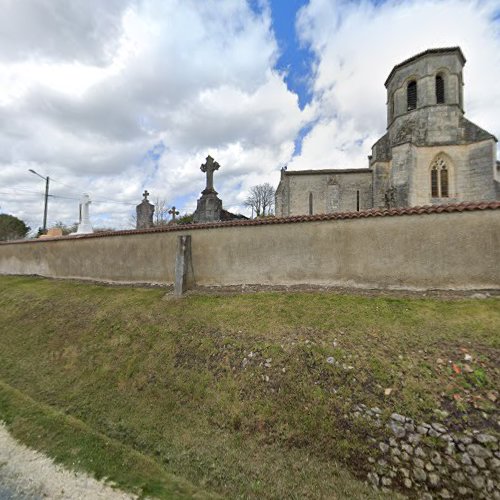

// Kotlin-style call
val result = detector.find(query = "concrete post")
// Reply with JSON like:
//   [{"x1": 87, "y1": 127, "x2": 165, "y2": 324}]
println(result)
[{"x1": 174, "y1": 235, "x2": 194, "y2": 297}]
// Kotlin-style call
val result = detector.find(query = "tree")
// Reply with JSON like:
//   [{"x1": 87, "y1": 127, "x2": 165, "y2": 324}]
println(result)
[
  {"x1": 53, "y1": 221, "x2": 78, "y2": 235},
  {"x1": 244, "y1": 183, "x2": 275, "y2": 217},
  {"x1": 175, "y1": 212, "x2": 194, "y2": 225},
  {"x1": 153, "y1": 197, "x2": 170, "y2": 226},
  {"x1": 0, "y1": 214, "x2": 30, "y2": 241}
]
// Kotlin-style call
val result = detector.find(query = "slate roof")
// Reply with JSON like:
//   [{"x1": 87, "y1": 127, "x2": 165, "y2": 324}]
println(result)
[{"x1": 2, "y1": 201, "x2": 499, "y2": 245}]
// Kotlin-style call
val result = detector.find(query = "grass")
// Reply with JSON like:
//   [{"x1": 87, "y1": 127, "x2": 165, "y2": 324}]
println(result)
[{"x1": 0, "y1": 275, "x2": 499, "y2": 498}]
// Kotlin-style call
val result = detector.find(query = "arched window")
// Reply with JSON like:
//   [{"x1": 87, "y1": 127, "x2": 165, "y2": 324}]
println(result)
[
  {"x1": 407, "y1": 80, "x2": 417, "y2": 110},
  {"x1": 436, "y1": 75, "x2": 445, "y2": 104},
  {"x1": 430, "y1": 156, "x2": 450, "y2": 198},
  {"x1": 309, "y1": 192, "x2": 313, "y2": 215}
]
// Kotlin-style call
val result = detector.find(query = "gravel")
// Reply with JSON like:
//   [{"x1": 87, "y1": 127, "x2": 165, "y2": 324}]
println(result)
[{"x1": 0, "y1": 423, "x2": 136, "y2": 499}]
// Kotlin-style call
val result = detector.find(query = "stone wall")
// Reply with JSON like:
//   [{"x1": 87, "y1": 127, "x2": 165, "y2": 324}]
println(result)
[
  {"x1": 355, "y1": 405, "x2": 499, "y2": 499},
  {"x1": 276, "y1": 170, "x2": 373, "y2": 216},
  {"x1": 0, "y1": 205, "x2": 499, "y2": 291}
]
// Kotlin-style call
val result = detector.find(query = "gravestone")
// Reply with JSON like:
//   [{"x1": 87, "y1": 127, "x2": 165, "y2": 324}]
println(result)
[
  {"x1": 76, "y1": 194, "x2": 93, "y2": 234},
  {"x1": 168, "y1": 206, "x2": 179, "y2": 223},
  {"x1": 193, "y1": 155, "x2": 223, "y2": 223},
  {"x1": 136, "y1": 190, "x2": 154, "y2": 229}
]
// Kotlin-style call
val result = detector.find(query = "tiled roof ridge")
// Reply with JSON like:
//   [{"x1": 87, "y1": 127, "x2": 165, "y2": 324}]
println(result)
[{"x1": 2, "y1": 201, "x2": 499, "y2": 245}]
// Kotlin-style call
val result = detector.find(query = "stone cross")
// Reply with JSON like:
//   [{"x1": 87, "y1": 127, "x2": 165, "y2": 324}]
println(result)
[
  {"x1": 200, "y1": 155, "x2": 220, "y2": 193},
  {"x1": 168, "y1": 206, "x2": 180, "y2": 221},
  {"x1": 76, "y1": 193, "x2": 93, "y2": 234},
  {"x1": 142, "y1": 190, "x2": 150, "y2": 200}
]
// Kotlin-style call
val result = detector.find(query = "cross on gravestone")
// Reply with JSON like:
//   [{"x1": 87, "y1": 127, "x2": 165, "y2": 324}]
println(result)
[
  {"x1": 168, "y1": 206, "x2": 180, "y2": 221},
  {"x1": 143, "y1": 190, "x2": 150, "y2": 200},
  {"x1": 200, "y1": 155, "x2": 220, "y2": 193}
]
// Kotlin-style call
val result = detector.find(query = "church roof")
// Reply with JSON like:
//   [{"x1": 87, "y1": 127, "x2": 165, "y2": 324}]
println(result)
[
  {"x1": 461, "y1": 117, "x2": 497, "y2": 143},
  {"x1": 385, "y1": 47, "x2": 466, "y2": 87},
  {"x1": 282, "y1": 168, "x2": 372, "y2": 176}
]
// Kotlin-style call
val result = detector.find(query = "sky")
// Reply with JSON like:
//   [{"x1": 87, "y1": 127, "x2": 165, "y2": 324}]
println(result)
[{"x1": 1, "y1": 0, "x2": 500, "y2": 232}]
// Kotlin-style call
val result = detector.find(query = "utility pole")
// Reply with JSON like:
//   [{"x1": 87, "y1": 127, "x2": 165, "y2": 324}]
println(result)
[{"x1": 28, "y1": 169, "x2": 50, "y2": 233}]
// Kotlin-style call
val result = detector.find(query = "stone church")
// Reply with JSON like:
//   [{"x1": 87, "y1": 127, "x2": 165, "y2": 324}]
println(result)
[{"x1": 276, "y1": 47, "x2": 500, "y2": 216}]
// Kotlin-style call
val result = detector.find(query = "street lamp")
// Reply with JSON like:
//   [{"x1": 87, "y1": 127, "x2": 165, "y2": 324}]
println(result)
[{"x1": 28, "y1": 169, "x2": 50, "y2": 233}]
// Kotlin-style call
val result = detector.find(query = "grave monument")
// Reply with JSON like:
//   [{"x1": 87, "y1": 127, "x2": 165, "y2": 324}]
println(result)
[
  {"x1": 136, "y1": 190, "x2": 154, "y2": 229},
  {"x1": 193, "y1": 155, "x2": 223, "y2": 223},
  {"x1": 76, "y1": 194, "x2": 93, "y2": 234}
]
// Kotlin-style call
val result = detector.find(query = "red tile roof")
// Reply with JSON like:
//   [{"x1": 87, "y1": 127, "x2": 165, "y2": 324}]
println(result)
[{"x1": 2, "y1": 201, "x2": 499, "y2": 245}]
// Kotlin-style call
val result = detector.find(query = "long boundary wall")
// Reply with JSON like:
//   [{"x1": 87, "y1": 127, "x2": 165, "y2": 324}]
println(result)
[{"x1": 0, "y1": 203, "x2": 499, "y2": 290}]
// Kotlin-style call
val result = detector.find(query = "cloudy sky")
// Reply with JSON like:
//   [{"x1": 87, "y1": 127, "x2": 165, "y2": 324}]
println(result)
[{"x1": 1, "y1": 0, "x2": 499, "y2": 232}]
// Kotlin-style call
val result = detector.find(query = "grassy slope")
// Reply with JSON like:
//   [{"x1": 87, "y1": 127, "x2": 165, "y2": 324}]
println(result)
[{"x1": 0, "y1": 276, "x2": 498, "y2": 498}]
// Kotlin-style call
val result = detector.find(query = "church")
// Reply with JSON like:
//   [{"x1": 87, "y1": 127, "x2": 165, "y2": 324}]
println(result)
[{"x1": 275, "y1": 47, "x2": 500, "y2": 216}]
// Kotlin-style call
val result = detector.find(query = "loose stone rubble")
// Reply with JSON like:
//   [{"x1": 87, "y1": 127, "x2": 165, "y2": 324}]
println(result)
[{"x1": 355, "y1": 404, "x2": 500, "y2": 499}]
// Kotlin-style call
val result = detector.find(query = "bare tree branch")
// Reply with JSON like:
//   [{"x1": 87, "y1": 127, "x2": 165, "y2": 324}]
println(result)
[{"x1": 244, "y1": 183, "x2": 275, "y2": 217}]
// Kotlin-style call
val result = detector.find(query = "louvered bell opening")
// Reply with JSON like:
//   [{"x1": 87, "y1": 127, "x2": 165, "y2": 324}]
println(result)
[
  {"x1": 407, "y1": 81, "x2": 417, "y2": 110},
  {"x1": 436, "y1": 75, "x2": 445, "y2": 104}
]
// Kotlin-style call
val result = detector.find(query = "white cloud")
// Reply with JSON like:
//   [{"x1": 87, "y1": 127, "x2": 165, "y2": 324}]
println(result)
[
  {"x1": 0, "y1": 0, "x2": 305, "y2": 231},
  {"x1": 290, "y1": 0, "x2": 500, "y2": 170}
]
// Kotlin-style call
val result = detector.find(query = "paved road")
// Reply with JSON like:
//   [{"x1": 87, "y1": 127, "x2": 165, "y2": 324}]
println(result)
[{"x1": 0, "y1": 480, "x2": 42, "y2": 500}]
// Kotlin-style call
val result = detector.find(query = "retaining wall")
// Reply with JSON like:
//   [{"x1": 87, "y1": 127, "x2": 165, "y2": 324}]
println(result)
[{"x1": 0, "y1": 203, "x2": 499, "y2": 290}]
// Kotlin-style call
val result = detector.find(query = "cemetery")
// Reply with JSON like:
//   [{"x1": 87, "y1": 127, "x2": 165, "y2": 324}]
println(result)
[{"x1": 0, "y1": 154, "x2": 499, "y2": 292}]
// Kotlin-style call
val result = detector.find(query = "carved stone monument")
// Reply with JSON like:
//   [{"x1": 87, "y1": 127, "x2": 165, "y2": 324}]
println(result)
[
  {"x1": 76, "y1": 194, "x2": 93, "y2": 234},
  {"x1": 136, "y1": 190, "x2": 154, "y2": 229},
  {"x1": 193, "y1": 155, "x2": 223, "y2": 223}
]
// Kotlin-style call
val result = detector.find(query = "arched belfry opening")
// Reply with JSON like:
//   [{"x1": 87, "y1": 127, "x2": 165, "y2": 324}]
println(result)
[
  {"x1": 436, "y1": 74, "x2": 445, "y2": 104},
  {"x1": 407, "y1": 80, "x2": 417, "y2": 110}
]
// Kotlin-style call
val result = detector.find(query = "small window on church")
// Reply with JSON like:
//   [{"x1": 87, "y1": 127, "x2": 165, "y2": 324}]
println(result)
[
  {"x1": 440, "y1": 167, "x2": 449, "y2": 197},
  {"x1": 356, "y1": 190, "x2": 360, "y2": 211},
  {"x1": 436, "y1": 75, "x2": 445, "y2": 104},
  {"x1": 407, "y1": 80, "x2": 417, "y2": 110},
  {"x1": 309, "y1": 192, "x2": 313, "y2": 215},
  {"x1": 430, "y1": 156, "x2": 450, "y2": 198},
  {"x1": 431, "y1": 168, "x2": 439, "y2": 197}
]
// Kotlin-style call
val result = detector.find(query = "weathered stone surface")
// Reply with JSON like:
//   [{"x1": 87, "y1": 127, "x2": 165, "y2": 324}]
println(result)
[
  {"x1": 136, "y1": 190, "x2": 154, "y2": 229},
  {"x1": 452, "y1": 471, "x2": 465, "y2": 483},
  {"x1": 467, "y1": 444, "x2": 492, "y2": 459},
  {"x1": 476, "y1": 434, "x2": 497, "y2": 445},
  {"x1": 381, "y1": 476, "x2": 392, "y2": 486},
  {"x1": 470, "y1": 475, "x2": 485, "y2": 490},
  {"x1": 413, "y1": 467, "x2": 426, "y2": 482},
  {"x1": 367, "y1": 472, "x2": 379, "y2": 487},
  {"x1": 432, "y1": 422, "x2": 447, "y2": 433},
  {"x1": 439, "y1": 488, "x2": 452, "y2": 499},
  {"x1": 193, "y1": 156, "x2": 223, "y2": 223},
  {"x1": 391, "y1": 413, "x2": 406, "y2": 423},
  {"x1": 430, "y1": 451, "x2": 442, "y2": 465},
  {"x1": 379, "y1": 442, "x2": 389, "y2": 453},
  {"x1": 428, "y1": 473, "x2": 440, "y2": 487},
  {"x1": 390, "y1": 421, "x2": 406, "y2": 438}
]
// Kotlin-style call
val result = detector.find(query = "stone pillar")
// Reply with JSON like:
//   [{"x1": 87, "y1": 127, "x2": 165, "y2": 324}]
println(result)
[
  {"x1": 174, "y1": 235, "x2": 194, "y2": 297},
  {"x1": 136, "y1": 190, "x2": 154, "y2": 229}
]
